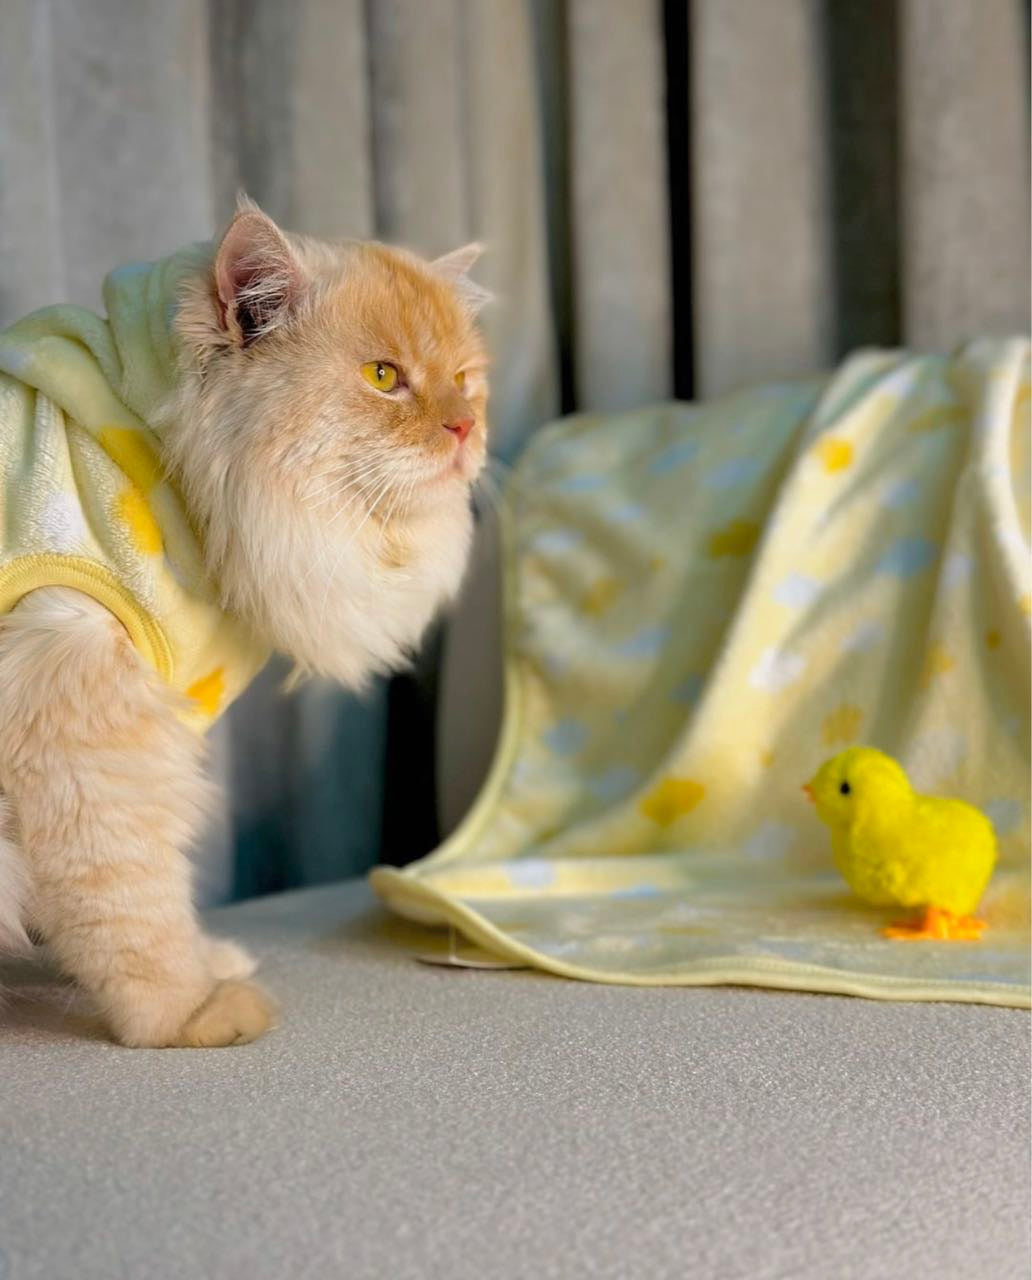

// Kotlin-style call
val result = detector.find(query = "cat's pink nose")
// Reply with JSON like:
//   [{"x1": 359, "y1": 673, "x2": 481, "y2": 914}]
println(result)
[{"x1": 444, "y1": 416, "x2": 474, "y2": 445}]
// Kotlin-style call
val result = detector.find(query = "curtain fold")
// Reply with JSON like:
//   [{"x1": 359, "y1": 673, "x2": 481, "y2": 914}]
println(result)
[
  {"x1": 1, "y1": 0, "x2": 1027, "y2": 899},
  {"x1": 208, "y1": 0, "x2": 375, "y2": 241},
  {"x1": 900, "y1": 0, "x2": 1030, "y2": 348},
  {"x1": 568, "y1": 0, "x2": 672, "y2": 410},
  {"x1": 691, "y1": 0, "x2": 833, "y2": 397}
]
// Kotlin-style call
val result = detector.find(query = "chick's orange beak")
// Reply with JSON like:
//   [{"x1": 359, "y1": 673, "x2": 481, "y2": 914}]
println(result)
[{"x1": 801, "y1": 783, "x2": 815, "y2": 804}]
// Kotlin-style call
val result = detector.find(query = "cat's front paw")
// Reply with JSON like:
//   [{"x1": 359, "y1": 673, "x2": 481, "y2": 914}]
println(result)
[{"x1": 174, "y1": 979, "x2": 277, "y2": 1047}]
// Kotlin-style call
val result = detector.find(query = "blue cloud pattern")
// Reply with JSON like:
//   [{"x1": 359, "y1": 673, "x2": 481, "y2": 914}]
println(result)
[
  {"x1": 877, "y1": 538, "x2": 937, "y2": 578},
  {"x1": 542, "y1": 717, "x2": 588, "y2": 756},
  {"x1": 648, "y1": 440, "x2": 699, "y2": 475}
]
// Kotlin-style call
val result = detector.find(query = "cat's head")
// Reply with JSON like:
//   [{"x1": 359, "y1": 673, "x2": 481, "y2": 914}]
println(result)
[
  {"x1": 164, "y1": 201, "x2": 490, "y2": 685},
  {"x1": 176, "y1": 199, "x2": 489, "y2": 501}
]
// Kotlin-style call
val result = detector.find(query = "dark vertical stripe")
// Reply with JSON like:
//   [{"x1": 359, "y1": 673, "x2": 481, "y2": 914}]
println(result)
[
  {"x1": 531, "y1": 0, "x2": 577, "y2": 414},
  {"x1": 663, "y1": 0, "x2": 694, "y2": 400},
  {"x1": 230, "y1": 659, "x2": 293, "y2": 899},
  {"x1": 378, "y1": 625, "x2": 444, "y2": 867},
  {"x1": 820, "y1": 0, "x2": 901, "y2": 355}
]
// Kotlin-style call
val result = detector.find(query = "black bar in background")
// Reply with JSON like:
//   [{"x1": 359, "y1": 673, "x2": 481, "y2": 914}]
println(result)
[
  {"x1": 531, "y1": 0, "x2": 577, "y2": 414},
  {"x1": 663, "y1": 0, "x2": 695, "y2": 401},
  {"x1": 820, "y1": 0, "x2": 901, "y2": 355},
  {"x1": 378, "y1": 625, "x2": 443, "y2": 868}
]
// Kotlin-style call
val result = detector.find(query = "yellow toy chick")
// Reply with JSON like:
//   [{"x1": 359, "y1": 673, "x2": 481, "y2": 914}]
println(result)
[{"x1": 804, "y1": 747, "x2": 997, "y2": 941}]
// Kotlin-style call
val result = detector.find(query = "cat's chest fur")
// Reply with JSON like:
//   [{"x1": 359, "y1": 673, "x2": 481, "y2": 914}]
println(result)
[{"x1": 317, "y1": 497, "x2": 473, "y2": 684}]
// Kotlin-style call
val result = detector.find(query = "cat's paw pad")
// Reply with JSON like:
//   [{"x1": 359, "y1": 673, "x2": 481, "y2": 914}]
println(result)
[
  {"x1": 203, "y1": 936, "x2": 257, "y2": 980},
  {"x1": 175, "y1": 980, "x2": 276, "y2": 1047}
]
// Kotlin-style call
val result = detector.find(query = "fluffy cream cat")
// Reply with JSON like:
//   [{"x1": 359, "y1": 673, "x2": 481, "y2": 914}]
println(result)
[{"x1": 0, "y1": 202, "x2": 488, "y2": 1046}]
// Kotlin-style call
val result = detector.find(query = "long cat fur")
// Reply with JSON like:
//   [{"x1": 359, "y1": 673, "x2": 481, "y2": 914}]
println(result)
[{"x1": 0, "y1": 202, "x2": 488, "y2": 1046}]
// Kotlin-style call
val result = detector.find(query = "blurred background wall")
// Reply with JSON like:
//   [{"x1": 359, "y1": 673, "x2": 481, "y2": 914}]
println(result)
[{"x1": 1, "y1": 0, "x2": 1028, "y2": 902}]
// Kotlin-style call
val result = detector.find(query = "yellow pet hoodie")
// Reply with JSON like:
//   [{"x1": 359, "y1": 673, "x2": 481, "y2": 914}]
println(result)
[{"x1": 0, "y1": 251, "x2": 268, "y2": 727}]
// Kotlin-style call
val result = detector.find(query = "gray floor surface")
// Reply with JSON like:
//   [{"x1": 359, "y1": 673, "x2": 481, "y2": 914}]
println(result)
[{"x1": 1, "y1": 880, "x2": 1029, "y2": 1280}]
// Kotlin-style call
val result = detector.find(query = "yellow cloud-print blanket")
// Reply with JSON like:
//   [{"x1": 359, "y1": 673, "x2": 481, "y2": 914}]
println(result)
[{"x1": 373, "y1": 338, "x2": 1031, "y2": 1007}]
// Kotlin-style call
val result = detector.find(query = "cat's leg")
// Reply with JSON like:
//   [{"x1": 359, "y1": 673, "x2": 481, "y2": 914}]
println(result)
[{"x1": 0, "y1": 588, "x2": 275, "y2": 1047}]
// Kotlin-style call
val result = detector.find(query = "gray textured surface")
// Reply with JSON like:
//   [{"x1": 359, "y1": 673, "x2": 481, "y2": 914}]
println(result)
[{"x1": 1, "y1": 879, "x2": 1029, "y2": 1280}]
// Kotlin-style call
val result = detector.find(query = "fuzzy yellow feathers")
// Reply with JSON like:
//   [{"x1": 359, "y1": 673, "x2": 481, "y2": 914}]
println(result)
[{"x1": 805, "y1": 748, "x2": 997, "y2": 941}]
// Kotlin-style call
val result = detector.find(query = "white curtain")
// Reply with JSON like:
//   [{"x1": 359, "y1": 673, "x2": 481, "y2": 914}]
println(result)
[{"x1": 1, "y1": 0, "x2": 1027, "y2": 898}]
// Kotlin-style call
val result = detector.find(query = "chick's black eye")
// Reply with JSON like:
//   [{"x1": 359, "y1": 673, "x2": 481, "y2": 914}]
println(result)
[{"x1": 839, "y1": 781, "x2": 851, "y2": 795}]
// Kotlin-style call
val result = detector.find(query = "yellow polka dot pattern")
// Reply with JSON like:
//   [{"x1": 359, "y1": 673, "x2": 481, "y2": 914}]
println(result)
[
  {"x1": 116, "y1": 486, "x2": 163, "y2": 555},
  {"x1": 822, "y1": 704, "x2": 863, "y2": 746},
  {"x1": 580, "y1": 578, "x2": 623, "y2": 617},
  {"x1": 187, "y1": 667, "x2": 225, "y2": 718},
  {"x1": 98, "y1": 427, "x2": 164, "y2": 493},
  {"x1": 815, "y1": 437, "x2": 853, "y2": 472},
  {"x1": 920, "y1": 645, "x2": 955, "y2": 689},
  {"x1": 707, "y1": 519, "x2": 760, "y2": 558},
  {"x1": 639, "y1": 778, "x2": 706, "y2": 827}
]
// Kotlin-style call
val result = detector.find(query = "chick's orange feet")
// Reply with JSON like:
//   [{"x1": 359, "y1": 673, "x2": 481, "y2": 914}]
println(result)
[{"x1": 882, "y1": 905, "x2": 986, "y2": 942}]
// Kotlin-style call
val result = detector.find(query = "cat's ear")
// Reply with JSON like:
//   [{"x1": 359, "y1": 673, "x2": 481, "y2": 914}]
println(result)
[
  {"x1": 214, "y1": 203, "x2": 305, "y2": 346},
  {"x1": 432, "y1": 242, "x2": 492, "y2": 313},
  {"x1": 433, "y1": 242, "x2": 483, "y2": 279}
]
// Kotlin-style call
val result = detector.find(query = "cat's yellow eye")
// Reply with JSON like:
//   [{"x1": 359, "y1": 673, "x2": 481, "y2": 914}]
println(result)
[
  {"x1": 361, "y1": 361, "x2": 399, "y2": 392},
  {"x1": 454, "y1": 370, "x2": 466, "y2": 392}
]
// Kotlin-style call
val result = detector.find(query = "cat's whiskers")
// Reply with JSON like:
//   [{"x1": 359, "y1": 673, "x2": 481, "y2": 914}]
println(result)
[
  {"x1": 307, "y1": 464, "x2": 393, "y2": 546},
  {"x1": 339, "y1": 470, "x2": 396, "y2": 544},
  {"x1": 298, "y1": 468, "x2": 392, "y2": 585},
  {"x1": 305, "y1": 453, "x2": 389, "y2": 492},
  {"x1": 307, "y1": 484, "x2": 352, "y2": 512},
  {"x1": 325, "y1": 465, "x2": 396, "y2": 529},
  {"x1": 304, "y1": 457, "x2": 391, "y2": 506},
  {"x1": 304, "y1": 453, "x2": 389, "y2": 491},
  {"x1": 307, "y1": 470, "x2": 384, "y2": 514}
]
